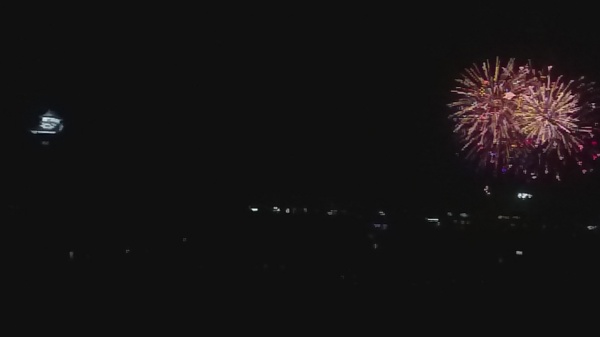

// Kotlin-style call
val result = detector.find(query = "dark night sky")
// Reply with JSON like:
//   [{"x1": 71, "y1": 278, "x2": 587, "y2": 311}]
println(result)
[{"x1": 4, "y1": 6, "x2": 600, "y2": 208}]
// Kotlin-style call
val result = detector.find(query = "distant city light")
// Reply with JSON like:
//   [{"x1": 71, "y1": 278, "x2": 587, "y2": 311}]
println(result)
[
  {"x1": 373, "y1": 223, "x2": 388, "y2": 230},
  {"x1": 517, "y1": 193, "x2": 533, "y2": 199},
  {"x1": 30, "y1": 110, "x2": 64, "y2": 135},
  {"x1": 250, "y1": 207, "x2": 259, "y2": 212},
  {"x1": 285, "y1": 208, "x2": 290, "y2": 214},
  {"x1": 272, "y1": 207, "x2": 280, "y2": 213},
  {"x1": 426, "y1": 217, "x2": 439, "y2": 222},
  {"x1": 378, "y1": 211, "x2": 386, "y2": 216},
  {"x1": 69, "y1": 251, "x2": 74, "y2": 261},
  {"x1": 459, "y1": 213, "x2": 468, "y2": 218},
  {"x1": 447, "y1": 212, "x2": 453, "y2": 217},
  {"x1": 587, "y1": 225, "x2": 597, "y2": 230},
  {"x1": 516, "y1": 250, "x2": 523, "y2": 256}
]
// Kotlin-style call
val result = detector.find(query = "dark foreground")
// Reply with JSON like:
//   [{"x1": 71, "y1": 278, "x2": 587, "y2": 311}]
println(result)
[{"x1": 3, "y1": 204, "x2": 600, "y2": 331}]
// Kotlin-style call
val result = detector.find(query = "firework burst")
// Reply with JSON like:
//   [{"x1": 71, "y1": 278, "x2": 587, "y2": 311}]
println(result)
[
  {"x1": 448, "y1": 58, "x2": 600, "y2": 180},
  {"x1": 448, "y1": 57, "x2": 536, "y2": 173},
  {"x1": 515, "y1": 66, "x2": 600, "y2": 179}
]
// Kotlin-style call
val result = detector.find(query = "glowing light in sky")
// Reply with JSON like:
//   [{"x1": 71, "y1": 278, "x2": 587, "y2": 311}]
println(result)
[{"x1": 449, "y1": 58, "x2": 600, "y2": 180}]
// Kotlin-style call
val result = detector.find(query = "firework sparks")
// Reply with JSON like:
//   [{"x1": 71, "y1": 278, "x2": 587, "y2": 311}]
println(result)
[
  {"x1": 516, "y1": 67, "x2": 600, "y2": 178},
  {"x1": 517, "y1": 67, "x2": 590, "y2": 156},
  {"x1": 448, "y1": 58, "x2": 600, "y2": 180},
  {"x1": 448, "y1": 57, "x2": 536, "y2": 173}
]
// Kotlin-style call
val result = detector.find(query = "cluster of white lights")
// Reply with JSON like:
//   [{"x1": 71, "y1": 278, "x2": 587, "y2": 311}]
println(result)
[
  {"x1": 250, "y1": 206, "x2": 310, "y2": 214},
  {"x1": 30, "y1": 110, "x2": 64, "y2": 135},
  {"x1": 373, "y1": 223, "x2": 388, "y2": 230},
  {"x1": 517, "y1": 193, "x2": 533, "y2": 199}
]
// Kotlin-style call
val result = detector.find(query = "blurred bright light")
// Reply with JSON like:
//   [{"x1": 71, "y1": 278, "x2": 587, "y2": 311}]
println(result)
[
  {"x1": 30, "y1": 110, "x2": 64, "y2": 135},
  {"x1": 483, "y1": 185, "x2": 491, "y2": 195}
]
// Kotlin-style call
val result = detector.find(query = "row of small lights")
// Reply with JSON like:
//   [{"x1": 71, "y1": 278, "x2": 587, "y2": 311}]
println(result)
[
  {"x1": 68, "y1": 237, "x2": 189, "y2": 262},
  {"x1": 250, "y1": 206, "x2": 307, "y2": 214},
  {"x1": 250, "y1": 206, "x2": 387, "y2": 217},
  {"x1": 484, "y1": 186, "x2": 535, "y2": 199}
]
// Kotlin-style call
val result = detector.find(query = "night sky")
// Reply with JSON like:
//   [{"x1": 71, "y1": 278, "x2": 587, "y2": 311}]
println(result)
[{"x1": 5, "y1": 6, "x2": 600, "y2": 210}]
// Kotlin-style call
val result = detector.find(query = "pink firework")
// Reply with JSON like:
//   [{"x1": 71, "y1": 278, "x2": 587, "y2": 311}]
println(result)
[
  {"x1": 515, "y1": 65, "x2": 600, "y2": 180},
  {"x1": 448, "y1": 58, "x2": 600, "y2": 180},
  {"x1": 448, "y1": 57, "x2": 536, "y2": 174}
]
